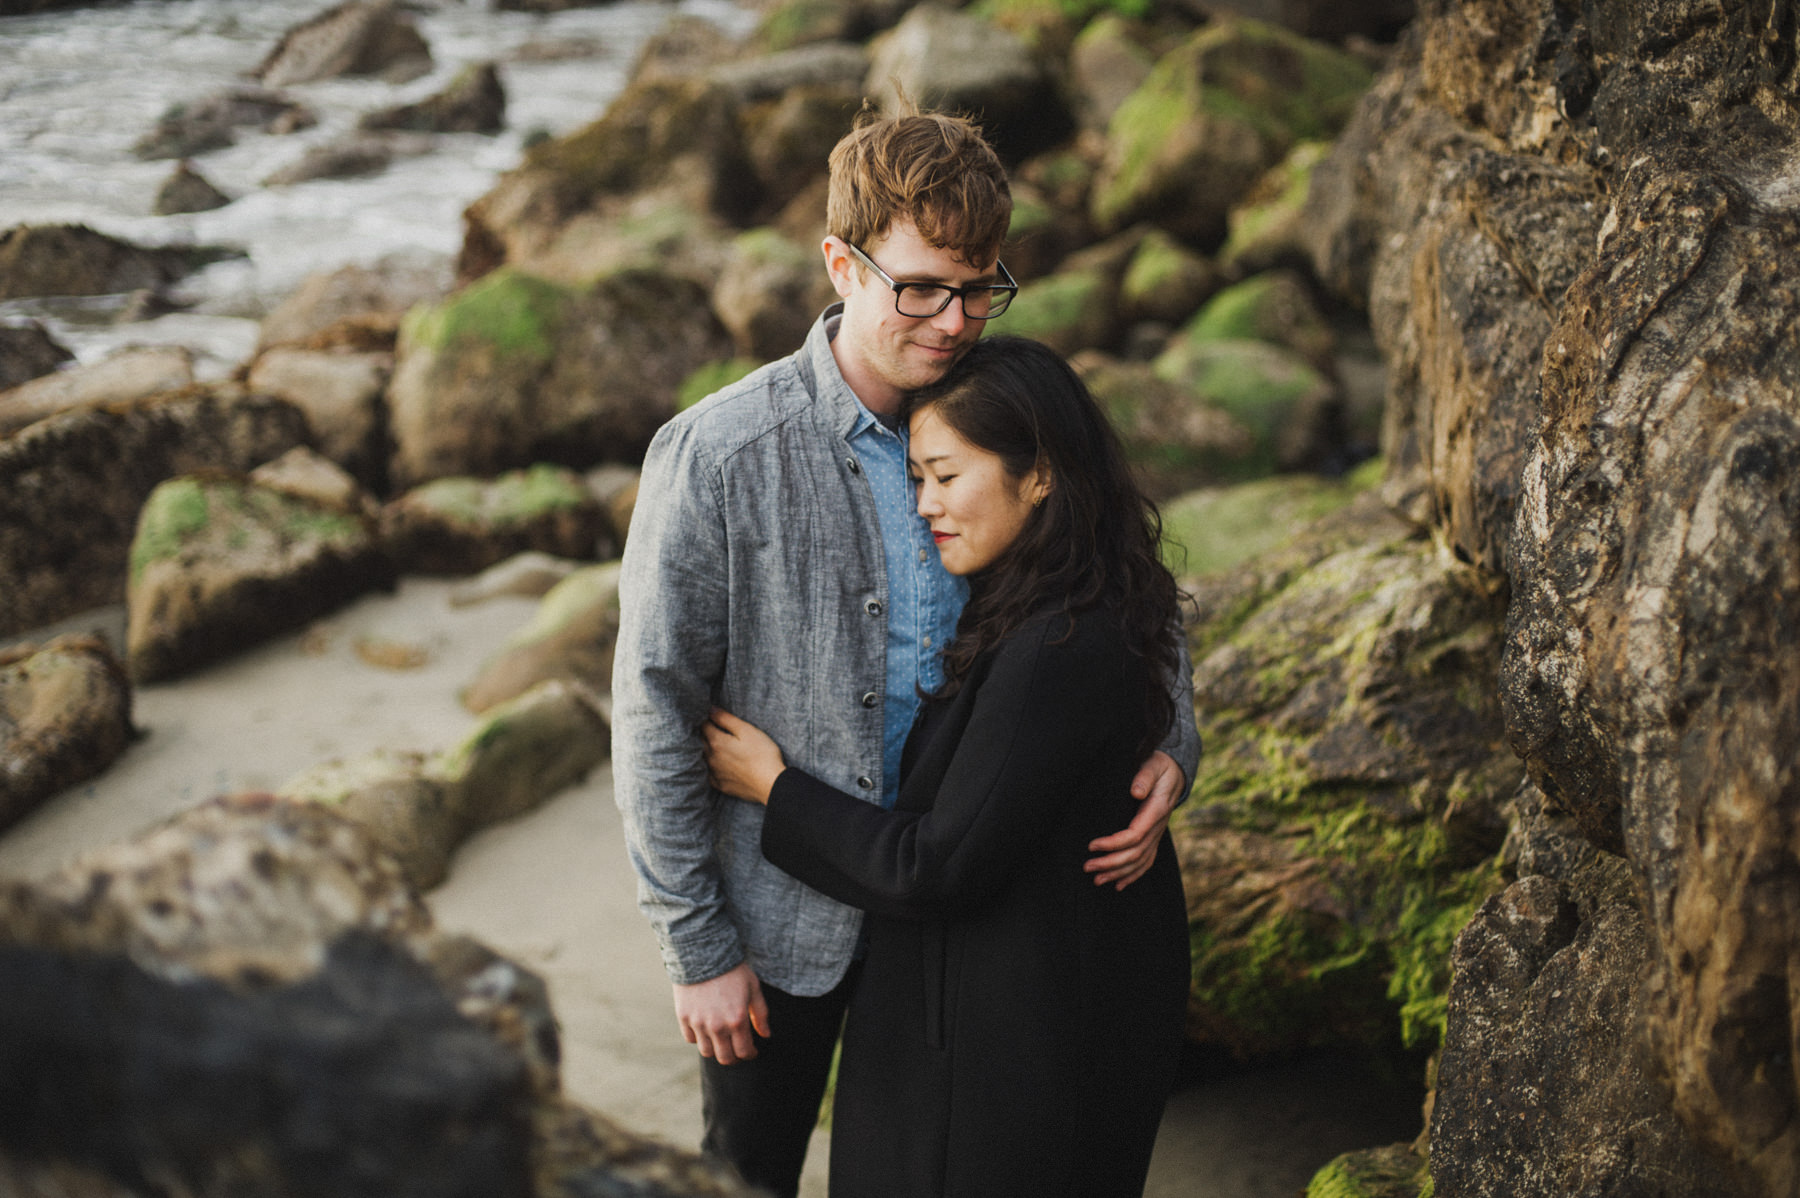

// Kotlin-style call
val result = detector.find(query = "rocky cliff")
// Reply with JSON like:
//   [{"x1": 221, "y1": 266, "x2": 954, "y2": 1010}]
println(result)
[{"x1": 1303, "y1": 0, "x2": 1800, "y2": 1193}]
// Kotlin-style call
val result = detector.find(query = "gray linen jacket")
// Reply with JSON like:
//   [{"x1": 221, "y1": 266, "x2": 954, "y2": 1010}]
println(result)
[{"x1": 612, "y1": 307, "x2": 1202, "y2": 996}]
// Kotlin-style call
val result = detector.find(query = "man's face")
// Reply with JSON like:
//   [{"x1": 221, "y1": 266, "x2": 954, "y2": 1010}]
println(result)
[{"x1": 824, "y1": 219, "x2": 1001, "y2": 415}]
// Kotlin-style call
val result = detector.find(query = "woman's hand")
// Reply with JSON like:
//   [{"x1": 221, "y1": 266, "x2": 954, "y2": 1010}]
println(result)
[{"x1": 701, "y1": 708, "x2": 787, "y2": 805}]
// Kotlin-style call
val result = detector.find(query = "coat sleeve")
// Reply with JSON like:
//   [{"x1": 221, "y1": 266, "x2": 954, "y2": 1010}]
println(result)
[
  {"x1": 1154, "y1": 623, "x2": 1202, "y2": 797},
  {"x1": 611, "y1": 418, "x2": 743, "y2": 985},
  {"x1": 760, "y1": 616, "x2": 1134, "y2": 920}
]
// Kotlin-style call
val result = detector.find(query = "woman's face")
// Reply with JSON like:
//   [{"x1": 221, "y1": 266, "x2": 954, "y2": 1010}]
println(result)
[{"x1": 908, "y1": 403, "x2": 1047, "y2": 576}]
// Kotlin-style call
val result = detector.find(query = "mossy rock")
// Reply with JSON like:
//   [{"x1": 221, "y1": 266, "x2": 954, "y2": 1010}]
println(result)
[
  {"x1": 1152, "y1": 335, "x2": 1336, "y2": 474},
  {"x1": 992, "y1": 265, "x2": 1117, "y2": 356},
  {"x1": 126, "y1": 473, "x2": 392, "y2": 683},
  {"x1": 1178, "y1": 269, "x2": 1335, "y2": 366},
  {"x1": 1120, "y1": 226, "x2": 1219, "y2": 326},
  {"x1": 1078, "y1": 355, "x2": 1259, "y2": 498},
  {"x1": 462, "y1": 561, "x2": 624, "y2": 715},
  {"x1": 382, "y1": 464, "x2": 608, "y2": 576},
  {"x1": 1160, "y1": 461, "x2": 1379, "y2": 579},
  {"x1": 1307, "y1": 1142, "x2": 1429, "y2": 1198},
  {"x1": 399, "y1": 267, "x2": 569, "y2": 368},
  {"x1": 1091, "y1": 17, "x2": 1372, "y2": 245},
  {"x1": 1174, "y1": 494, "x2": 1519, "y2": 1059},
  {"x1": 1222, "y1": 139, "x2": 1331, "y2": 274},
  {"x1": 434, "y1": 679, "x2": 610, "y2": 828}
]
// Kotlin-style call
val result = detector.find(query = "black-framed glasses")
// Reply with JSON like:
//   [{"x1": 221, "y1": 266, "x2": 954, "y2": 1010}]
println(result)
[{"x1": 846, "y1": 242, "x2": 1018, "y2": 320}]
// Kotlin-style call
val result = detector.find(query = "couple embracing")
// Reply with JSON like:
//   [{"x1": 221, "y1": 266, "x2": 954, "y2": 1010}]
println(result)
[{"x1": 613, "y1": 104, "x2": 1197, "y2": 1198}]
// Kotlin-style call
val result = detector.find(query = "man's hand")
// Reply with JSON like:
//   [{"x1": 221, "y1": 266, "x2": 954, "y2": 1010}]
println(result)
[
  {"x1": 1085, "y1": 750, "x2": 1185, "y2": 890},
  {"x1": 674, "y1": 961, "x2": 772, "y2": 1064}
]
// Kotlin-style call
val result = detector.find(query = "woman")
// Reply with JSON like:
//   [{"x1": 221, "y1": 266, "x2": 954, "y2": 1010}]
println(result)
[{"x1": 702, "y1": 336, "x2": 1190, "y2": 1198}]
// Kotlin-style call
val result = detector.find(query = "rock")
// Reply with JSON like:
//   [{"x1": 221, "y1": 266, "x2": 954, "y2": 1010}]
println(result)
[
  {"x1": 255, "y1": 0, "x2": 433, "y2": 88},
  {"x1": 263, "y1": 133, "x2": 425, "y2": 187},
  {"x1": 152, "y1": 159, "x2": 233, "y2": 215},
  {"x1": 712, "y1": 228, "x2": 836, "y2": 361},
  {"x1": 1068, "y1": 15, "x2": 1159, "y2": 133},
  {"x1": 462, "y1": 562, "x2": 622, "y2": 716},
  {"x1": 381, "y1": 464, "x2": 608, "y2": 577},
  {"x1": 738, "y1": 81, "x2": 864, "y2": 219},
  {"x1": 586, "y1": 463, "x2": 639, "y2": 552},
  {"x1": 462, "y1": 76, "x2": 757, "y2": 278},
  {"x1": 282, "y1": 679, "x2": 608, "y2": 889},
  {"x1": 1077, "y1": 356, "x2": 1258, "y2": 500},
  {"x1": 125, "y1": 471, "x2": 395, "y2": 682},
  {"x1": 1173, "y1": 493, "x2": 1521, "y2": 1058},
  {"x1": 0, "y1": 791, "x2": 757, "y2": 1197},
  {"x1": 864, "y1": 4, "x2": 1071, "y2": 164},
  {"x1": 361, "y1": 62, "x2": 507, "y2": 134},
  {"x1": 0, "y1": 634, "x2": 133, "y2": 836},
  {"x1": 1004, "y1": 144, "x2": 1104, "y2": 280},
  {"x1": 245, "y1": 345, "x2": 393, "y2": 488},
  {"x1": 448, "y1": 550, "x2": 584, "y2": 608},
  {"x1": 1431, "y1": 864, "x2": 1747, "y2": 1196},
  {"x1": 257, "y1": 254, "x2": 449, "y2": 351},
  {"x1": 1203, "y1": 0, "x2": 1416, "y2": 42},
  {"x1": 131, "y1": 86, "x2": 316, "y2": 160},
  {"x1": 706, "y1": 41, "x2": 869, "y2": 105},
  {"x1": 1180, "y1": 269, "x2": 1336, "y2": 369},
  {"x1": 1119, "y1": 226, "x2": 1221, "y2": 328},
  {"x1": 0, "y1": 345, "x2": 196, "y2": 439},
  {"x1": 1090, "y1": 18, "x2": 1372, "y2": 247},
  {"x1": 1159, "y1": 464, "x2": 1379, "y2": 578},
  {"x1": 1152, "y1": 334, "x2": 1342, "y2": 475},
  {"x1": 1219, "y1": 139, "x2": 1330, "y2": 276},
  {"x1": 0, "y1": 319, "x2": 74, "y2": 392},
  {"x1": 750, "y1": 0, "x2": 912, "y2": 52},
  {"x1": 0, "y1": 223, "x2": 241, "y2": 302},
  {"x1": 0, "y1": 388, "x2": 311, "y2": 641},
  {"x1": 996, "y1": 231, "x2": 1137, "y2": 357},
  {"x1": 250, "y1": 445, "x2": 379, "y2": 517},
  {"x1": 1306, "y1": 1142, "x2": 1428, "y2": 1198},
  {"x1": 387, "y1": 268, "x2": 733, "y2": 487}
]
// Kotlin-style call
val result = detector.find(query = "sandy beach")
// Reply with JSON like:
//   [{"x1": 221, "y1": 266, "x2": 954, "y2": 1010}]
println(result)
[{"x1": 0, "y1": 578, "x2": 1422, "y2": 1197}]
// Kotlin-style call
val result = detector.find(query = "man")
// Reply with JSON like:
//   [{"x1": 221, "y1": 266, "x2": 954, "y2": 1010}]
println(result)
[{"x1": 613, "y1": 106, "x2": 1201, "y2": 1198}]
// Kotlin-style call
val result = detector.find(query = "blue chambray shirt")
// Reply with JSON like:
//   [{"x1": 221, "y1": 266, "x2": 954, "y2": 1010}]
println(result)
[{"x1": 846, "y1": 404, "x2": 967, "y2": 808}]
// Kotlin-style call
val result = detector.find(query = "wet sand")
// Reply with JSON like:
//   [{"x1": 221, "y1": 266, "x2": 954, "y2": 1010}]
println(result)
[{"x1": 0, "y1": 579, "x2": 1422, "y2": 1197}]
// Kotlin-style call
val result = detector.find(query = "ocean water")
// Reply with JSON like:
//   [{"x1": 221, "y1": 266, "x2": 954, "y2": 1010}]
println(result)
[{"x1": 0, "y1": 0, "x2": 757, "y2": 375}]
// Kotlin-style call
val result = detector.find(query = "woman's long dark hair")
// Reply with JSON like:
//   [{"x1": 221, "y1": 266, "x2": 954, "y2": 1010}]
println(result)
[{"x1": 907, "y1": 335, "x2": 1183, "y2": 755}]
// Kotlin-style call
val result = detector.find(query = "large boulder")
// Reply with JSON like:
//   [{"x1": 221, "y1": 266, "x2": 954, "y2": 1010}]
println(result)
[
  {"x1": 245, "y1": 345, "x2": 393, "y2": 489},
  {"x1": 461, "y1": 76, "x2": 756, "y2": 279},
  {"x1": 0, "y1": 792, "x2": 755, "y2": 1197},
  {"x1": 257, "y1": 254, "x2": 448, "y2": 352},
  {"x1": 1090, "y1": 17, "x2": 1371, "y2": 248},
  {"x1": 1152, "y1": 332, "x2": 1341, "y2": 476},
  {"x1": 152, "y1": 160, "x2": 233, "y2": 215},
  {"x1": 254, "y1": 0, "x2": 433, "y2": 88},
  {"x1": 381, "y1": 465, "x2": 609, "y2": 577},
  {"x1": 282, "y1": 678, "x2": 609, "y2": 889},
  {"x1": 386, "y1": 268, "x2": 732, "y2": 487},
  {"x1": 863, "y1": 4, "x2": 1072, "y2": 163},
  {"x1": 711, "y1": 228, "x2": 835, "y2": 361},
  {"x1": 461, "y1": 562, "x2": 622, "y2": 716},
  {"x1": 0, "y1": 224, "x2": 240, "y2": 303},
  {"x1": 1080, "y1": 356, "x2": 1258, "y2": 499},
  {"x1": 125, "y1": 470, "x2": 395, "y2": 682},
  {"x1": 0, "y1": 345, "x2": 197, "y2": 438},
  {"x1": 1174, "y1": 493, "x2": 1521, "y2": 1058},
  {"x1": 0, "y1": 634, "x2": 133, "y2": 835},
  {"x1": 0, "y1": 389, "x2": 311, "y2": 641},
  {"x1": 0, "y1": 320, "x2": 73, "y2": 392},
  {"x1": 132, "y1": 86, "x2": 315, "y2": 160},
  {"x1": 361, "y1": 62, "x2": 507, "y2": 134}
]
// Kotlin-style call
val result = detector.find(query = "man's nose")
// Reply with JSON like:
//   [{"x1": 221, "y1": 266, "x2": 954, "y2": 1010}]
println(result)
[{"x1": 929, "y1": 300, "x2": 968, "y2": 337}]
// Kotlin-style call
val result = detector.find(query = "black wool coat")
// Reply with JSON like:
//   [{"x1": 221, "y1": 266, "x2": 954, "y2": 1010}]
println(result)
[{"x1": 762, "y1": 606, "x2": 1190, "y2": 1198}]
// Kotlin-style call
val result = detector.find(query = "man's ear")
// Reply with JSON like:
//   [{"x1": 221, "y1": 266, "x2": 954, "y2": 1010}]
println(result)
[{"x1": 822, "y1": 236, "x2": 857, "y2": 300}]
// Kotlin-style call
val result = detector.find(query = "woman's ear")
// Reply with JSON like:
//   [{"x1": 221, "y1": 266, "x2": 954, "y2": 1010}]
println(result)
[{"x1": 1026, "y1": 466, "x2": 1053, "y2": 508}]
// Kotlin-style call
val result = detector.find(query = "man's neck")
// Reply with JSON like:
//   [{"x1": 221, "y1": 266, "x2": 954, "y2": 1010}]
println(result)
[{"x1": 830, "y1": 341, "x2": 905, "y2": 421}]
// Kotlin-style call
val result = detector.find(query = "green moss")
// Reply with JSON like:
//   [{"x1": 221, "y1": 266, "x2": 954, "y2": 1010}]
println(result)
[
  {"x1": 130, "y1": 477, "x2": 212, "y2": 580},
  {"x1": 413, "y1": 464, "x2": 588, "y2": 524},
  {"x1": 504, "y1": 562, "x2": 621, "y2": 650},
  {"x1": 1223, "y1": 140, "x2": 1328, "y2": 261},
  {"x1": 992, "y1": 268, "x2": 1104, "y2": 342},
  {"x1": 679, "y1": 358, "x2": 763, "y2": 411},
  {"x1": 1184, "y1": 274, "x2": 1287, "y2": 344},
  {"x1": 732, "y1": 227, "x2": 811, "y2": 269},
  {"x1": 973, "y1": 0, "x2": 1151, "y2": 23},
  {"x1": 401, "y1": 268, "x2": 569, "y2": 365},
  {"x1": 1122, "y1": 229, "x2": 1200, "y2": 303},
  {"x1": 1161, "y1": 474, "x2": 1366, "y2": 578},
  {"x1": 1005, "y1": 193, "x2": 1056, "y2": 242},
  {"x1": 753, "y1": 0, "x2": 842, "y2": 51},
  {"x1": 1154, "y1": 337, "x2": 1326, "y2": 444},
  {"x1": 1307, "y1": 1145, "x2": 1429, "y2": 1198}
]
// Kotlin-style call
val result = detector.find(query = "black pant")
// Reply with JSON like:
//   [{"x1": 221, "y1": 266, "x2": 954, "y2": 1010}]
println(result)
[{"x1": 699, "y1": 964, "x2": 860, "y2": 1198}]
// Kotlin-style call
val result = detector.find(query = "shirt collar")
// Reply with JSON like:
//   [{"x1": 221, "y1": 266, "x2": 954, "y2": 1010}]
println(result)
[{"x1": 802, "y1": 302, "x2": 898, "y2": 442}]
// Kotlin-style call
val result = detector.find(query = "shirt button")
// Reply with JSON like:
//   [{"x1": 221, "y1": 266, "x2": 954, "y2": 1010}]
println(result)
[
  {"x1": 857, "y1": 776, "x2": 874, "y2": 790},
  {"x1": 865, "y1": 598, "x2": 884, "y2": 616},
  {"x1": 918, "y1": 548, "x2": 927, "y2": 562},
  {"x1": 846, "y1": 457, "x2": 861, "y2": 474},
  {"x1": 861, "y1": 691, "x2": 878, "y2": 708}
]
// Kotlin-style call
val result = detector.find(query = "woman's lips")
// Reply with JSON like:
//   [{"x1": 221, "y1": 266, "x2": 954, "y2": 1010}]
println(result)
[{"x1": 933, "y1": 531, "x2": 955, "y2": 544}]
